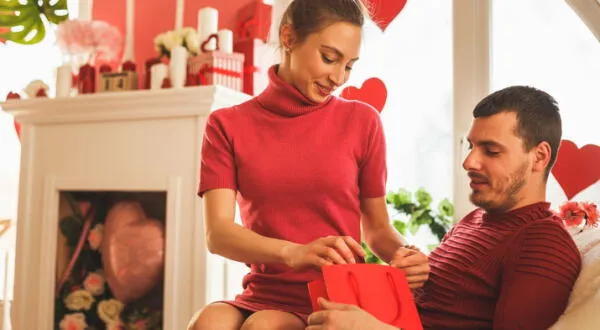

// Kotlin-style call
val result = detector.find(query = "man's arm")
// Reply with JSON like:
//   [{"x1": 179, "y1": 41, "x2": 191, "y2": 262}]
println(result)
[
  {"x1": 307, "y1": 298, "x2": 399, "y2": 330},
  {"x1": 493, "y1": 221, "x2": 581, "y2": 330}
]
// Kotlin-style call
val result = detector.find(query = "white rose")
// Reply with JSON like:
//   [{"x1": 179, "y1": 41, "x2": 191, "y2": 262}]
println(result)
[
  {"x1": 64, "y1": 290, "x2": 94, "y2": 311},
  {"x1": 184, "y1": 30, "x2": 200, "y2": 55},
  {"x1": 83, "y1": 272, "x2": 105, "y2": 296},
  {"x1": 180, "y1": 27, "x2": 196, "y2": 36},
  {"x1": 162, "y1": 30, "x2": 183, "y2": 51},
  {"x1": 59, "y1": 313, "x2": 87, "y2": 330},
  {"x1": 153, "y1": 33, "x2": 165, "y2": 52},
  {"x1": 87, "y1": 223, "x2": 104, "y2": 250},
  {"x1": 98, "y1": 299, "x2": 125, "y2": 324}
]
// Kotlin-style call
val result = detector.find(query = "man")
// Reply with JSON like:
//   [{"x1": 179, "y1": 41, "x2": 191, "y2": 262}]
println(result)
[{"x1": 306, "y1": 86, "x2": 582, "y2": 330}]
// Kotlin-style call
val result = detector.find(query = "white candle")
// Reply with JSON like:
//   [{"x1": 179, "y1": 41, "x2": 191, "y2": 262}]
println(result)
[
  {"x1": 217, "y1": 29, "x2": 233, "y2": 54},
  {"x1": 122, "y1": 0, "x2": 135, "y2": 62},
  {"x1": 78, "y1": 0, "x2": 94, "y2": 20},
  {"x1": 150, "y1": 63, "x2": 169, "y2": 90},
  {"x1": 170, "y1": 46, "x2": 188, "y2": 88},
  {"x1": 175, "y1": 0, "x2": 185, "y2": 30},
  {"x1": 197, "y1": 7, "x2": 218, "y2": 52},
  {"x1": 55, "y1": 64, "x2": 72, "y2": 97}
]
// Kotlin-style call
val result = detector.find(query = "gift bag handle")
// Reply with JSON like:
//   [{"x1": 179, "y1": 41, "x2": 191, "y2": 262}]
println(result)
[{"x1": 346, "y1": 270, "x2": 402, "y2": 324}]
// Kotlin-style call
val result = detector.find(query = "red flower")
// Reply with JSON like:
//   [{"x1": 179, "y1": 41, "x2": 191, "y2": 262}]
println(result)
[
  {"x1": 581, "y1": 202, "x2": 598, "y2": 227},
  {"x1": 559, "y1": 201, "x2": 585, "y2": 227}
]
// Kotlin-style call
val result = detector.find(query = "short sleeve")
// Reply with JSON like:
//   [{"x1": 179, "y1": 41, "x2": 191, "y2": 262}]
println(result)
[
  {"x1": 197, "y1": 111, "x2": 237, "y2": 197},
  {"x1": 358, "y1": 106, "x2": 387, "y2": 198}
]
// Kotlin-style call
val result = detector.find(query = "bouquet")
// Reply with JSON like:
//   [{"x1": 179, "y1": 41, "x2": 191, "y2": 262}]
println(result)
[
  {"x1": 559, "y1": 201, "x2": 598, "y2": 231},
  {"x1": 153, "y1": 27, "x2": 200, "y2": 58}
]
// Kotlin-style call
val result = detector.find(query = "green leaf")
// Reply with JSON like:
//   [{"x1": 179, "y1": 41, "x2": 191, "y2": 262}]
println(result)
[
  {"x1": 40, "y1": 0, "x2": 69, "y2": 24},
  {"x1": 392, "y1": 220, "x2": 407, "y2": 235},
  {"x1": 361, "y1": 242, "x2": 382, "y2": 264},
  {"x1": 415, "y1": 211, "x2": 434, "y2": 225},
  {"x1": 0, "y1": 0, "x2": 69, "y2": 45},
  {"x1": 415, "y1": 188, "x2": 432, "y2": 208},
  {"x1": 59, "y1": 215, "x2": 83, "y2": 247},
  {"x1": 409, "y1": 220, "x2": 420, "y2": 236},
  {"x1": 426, "y1": 244, "x2": 439, "y2": 252},
  {"x1": 410, "y1": 208, "x2": 425, "y2": 222},
  {"x1": 429, "y1": 221, "x2": 448, "y2": 242},
  {"x1": 438, "y1": 198, "x2": 455, "y2": 217}
]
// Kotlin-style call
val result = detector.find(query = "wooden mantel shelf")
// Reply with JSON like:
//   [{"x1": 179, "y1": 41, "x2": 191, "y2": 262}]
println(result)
[{"x1": 1, "y1": 85, "x2": 251, "y2": 124}]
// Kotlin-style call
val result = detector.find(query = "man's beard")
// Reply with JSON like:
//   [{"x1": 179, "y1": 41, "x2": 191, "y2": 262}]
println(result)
[{"x1": 470, "y1": 161, "x2": 528, "y2": 213}]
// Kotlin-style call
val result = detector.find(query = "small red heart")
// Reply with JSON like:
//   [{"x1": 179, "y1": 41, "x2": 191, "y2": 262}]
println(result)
[
  {"x1": 341, "y1": 78, "x2": 388, "y2": 112},
  {"x1": 365, "y1": 0, "x2": 408, "y2": 31},
  {"x1": 551, "y1": 140, "x2": 600, "y2": 200}
]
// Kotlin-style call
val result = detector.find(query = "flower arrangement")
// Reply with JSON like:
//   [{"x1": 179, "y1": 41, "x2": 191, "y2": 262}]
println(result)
[
  {"x1": 55, "y1": 192, "x2": 162, "y2": 330},
  {"x1": 56, "y1": 19, "x2": 123, "y2": 63},
  {"x1": 153, "y1": 27, "x2": 200, "y2": 58},
  {"x1": 559, "y1": 201, "x2": 598, "y2": 231}
]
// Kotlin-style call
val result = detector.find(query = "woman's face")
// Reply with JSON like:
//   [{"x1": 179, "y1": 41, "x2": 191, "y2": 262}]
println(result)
[{"x1": 282, "y1": 21, "x2": 362, "y2": 103}]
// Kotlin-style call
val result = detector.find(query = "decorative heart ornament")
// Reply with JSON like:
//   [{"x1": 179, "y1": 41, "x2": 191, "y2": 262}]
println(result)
[
  {"x1": 101, "y1": 201, "x2": 165, "y2": 303},
  {"x1": 366, "y1": 0, "x2": 408, "y2": 31},
  {"x1": 551, "y1": 140, "x2": 600, "y2": 200},
  {"x1": 341, "y1": 78, "x2": 388, "y2": 113}
]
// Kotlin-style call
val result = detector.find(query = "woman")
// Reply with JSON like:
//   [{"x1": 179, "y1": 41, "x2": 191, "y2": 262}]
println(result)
[{"x1": 189, "y1": 0, "x2": 430, "y2": 329}]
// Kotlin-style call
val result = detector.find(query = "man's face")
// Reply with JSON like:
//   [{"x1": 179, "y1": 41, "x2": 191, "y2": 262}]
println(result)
[{"x1": 462, "y1": 112, "x2": 534, "y2": 213}]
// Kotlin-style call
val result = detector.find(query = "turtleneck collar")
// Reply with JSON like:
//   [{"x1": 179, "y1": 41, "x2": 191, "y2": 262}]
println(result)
[
  {"x1": 482, "y1": 201, "x2": 552, "y2": 223},
  {"x1": 255, "y1": 65, "x2": 336, "y2": 117}
]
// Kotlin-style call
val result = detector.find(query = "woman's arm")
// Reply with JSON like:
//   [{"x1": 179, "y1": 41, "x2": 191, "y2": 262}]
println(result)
[
  {"x1": 360, "y1": 196, "x2": 406, "y2": 263},
  {"x1": 360, "y1": 196, "x2": 430, "y2": 288},
  {"x1": 203, "y1": 188, "x2": 363, "y2": 270}
]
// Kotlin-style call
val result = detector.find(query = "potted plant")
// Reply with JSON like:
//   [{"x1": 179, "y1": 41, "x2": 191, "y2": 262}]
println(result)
[
  {"x1": 363, "y1": 188, "x2": 455, "y2": 264},
  {"x1": 0, "y1": 0, "x2": 70, "y2": 45}
]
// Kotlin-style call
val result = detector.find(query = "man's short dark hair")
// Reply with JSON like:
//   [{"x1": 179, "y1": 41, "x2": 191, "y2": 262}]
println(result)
[{"x1": 473, "y1": 86, "x2": 562, "y2": 179}]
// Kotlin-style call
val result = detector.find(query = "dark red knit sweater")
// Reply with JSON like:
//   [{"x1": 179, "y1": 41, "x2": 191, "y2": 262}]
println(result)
[{"x1": 415, "y1": 202, "x2": 581, "y2": 330}]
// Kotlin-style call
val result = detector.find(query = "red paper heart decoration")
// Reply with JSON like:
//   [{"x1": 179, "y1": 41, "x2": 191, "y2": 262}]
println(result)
[
  {"x1": 101, "y1": 201, "x2": 165, "y2": 303},
  {"x1": 341, "y1": 78, "x2": 388, "y2": 113},
  {"x1": 6, "y1": 92, "x2": 21, "y2": 141},
  {"x1": 13, "y1": 121, "x2": 21, "y2": 140},
  {"x1": 551, "y1": 140, "x2": 600, "y2": 200},
  {"x1": 365, "y1": 0, "x2": 408, "y2": 31}
]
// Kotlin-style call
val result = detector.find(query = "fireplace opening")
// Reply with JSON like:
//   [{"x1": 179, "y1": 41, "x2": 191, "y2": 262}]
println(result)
[{"x1": 55, "y1": 191, "x2": 166, "y2": 329}]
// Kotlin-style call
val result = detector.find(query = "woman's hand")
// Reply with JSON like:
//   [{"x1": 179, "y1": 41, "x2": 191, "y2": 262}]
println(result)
[
  {"x1": 390, "y1": 245, "x2": 430, "y2": 289},
  {"x1": 282, "y1": 236, "x2": 366, "y2": 271}
]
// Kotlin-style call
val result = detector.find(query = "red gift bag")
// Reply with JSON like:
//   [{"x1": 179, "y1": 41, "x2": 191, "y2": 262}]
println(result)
[{"x1": 308, "y1": 264, "x2": 423, "y2": 330}]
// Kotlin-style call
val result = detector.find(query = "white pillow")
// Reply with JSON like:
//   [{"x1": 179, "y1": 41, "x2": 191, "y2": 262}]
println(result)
[{"x1": 550, "y1": 227, "x2": 600, "y2": 330}]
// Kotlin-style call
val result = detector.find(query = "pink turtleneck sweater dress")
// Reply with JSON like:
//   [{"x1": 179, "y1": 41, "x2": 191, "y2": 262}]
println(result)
[{"x1": 198, "y1": 65, "x2": 387, "y2": 320}]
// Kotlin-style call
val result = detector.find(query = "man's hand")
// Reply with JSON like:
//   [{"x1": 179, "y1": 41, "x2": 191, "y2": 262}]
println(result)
[
  {"x1": 306, "y1": 298, "x2": 393, "y2": 330},
  {"x1": 390, "y1": 246, "x2": 430, "y2": 289}
]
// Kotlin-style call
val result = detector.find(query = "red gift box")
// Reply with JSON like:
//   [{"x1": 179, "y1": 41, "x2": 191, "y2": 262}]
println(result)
[
  {"x1": 308, "y1": 264, "x2": 423, "y2": 330},
  {"x1": 236, "y1": 0, "x2": 273, "y2": 43},
  {"x1": 234, "y1": 38, "x2": 277, "y2": 96}
]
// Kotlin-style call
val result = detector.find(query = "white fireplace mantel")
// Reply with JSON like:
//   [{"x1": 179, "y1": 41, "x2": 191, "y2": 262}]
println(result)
[{"x1": 1, "y1": 86, "x2": 250, "y2": 330}]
